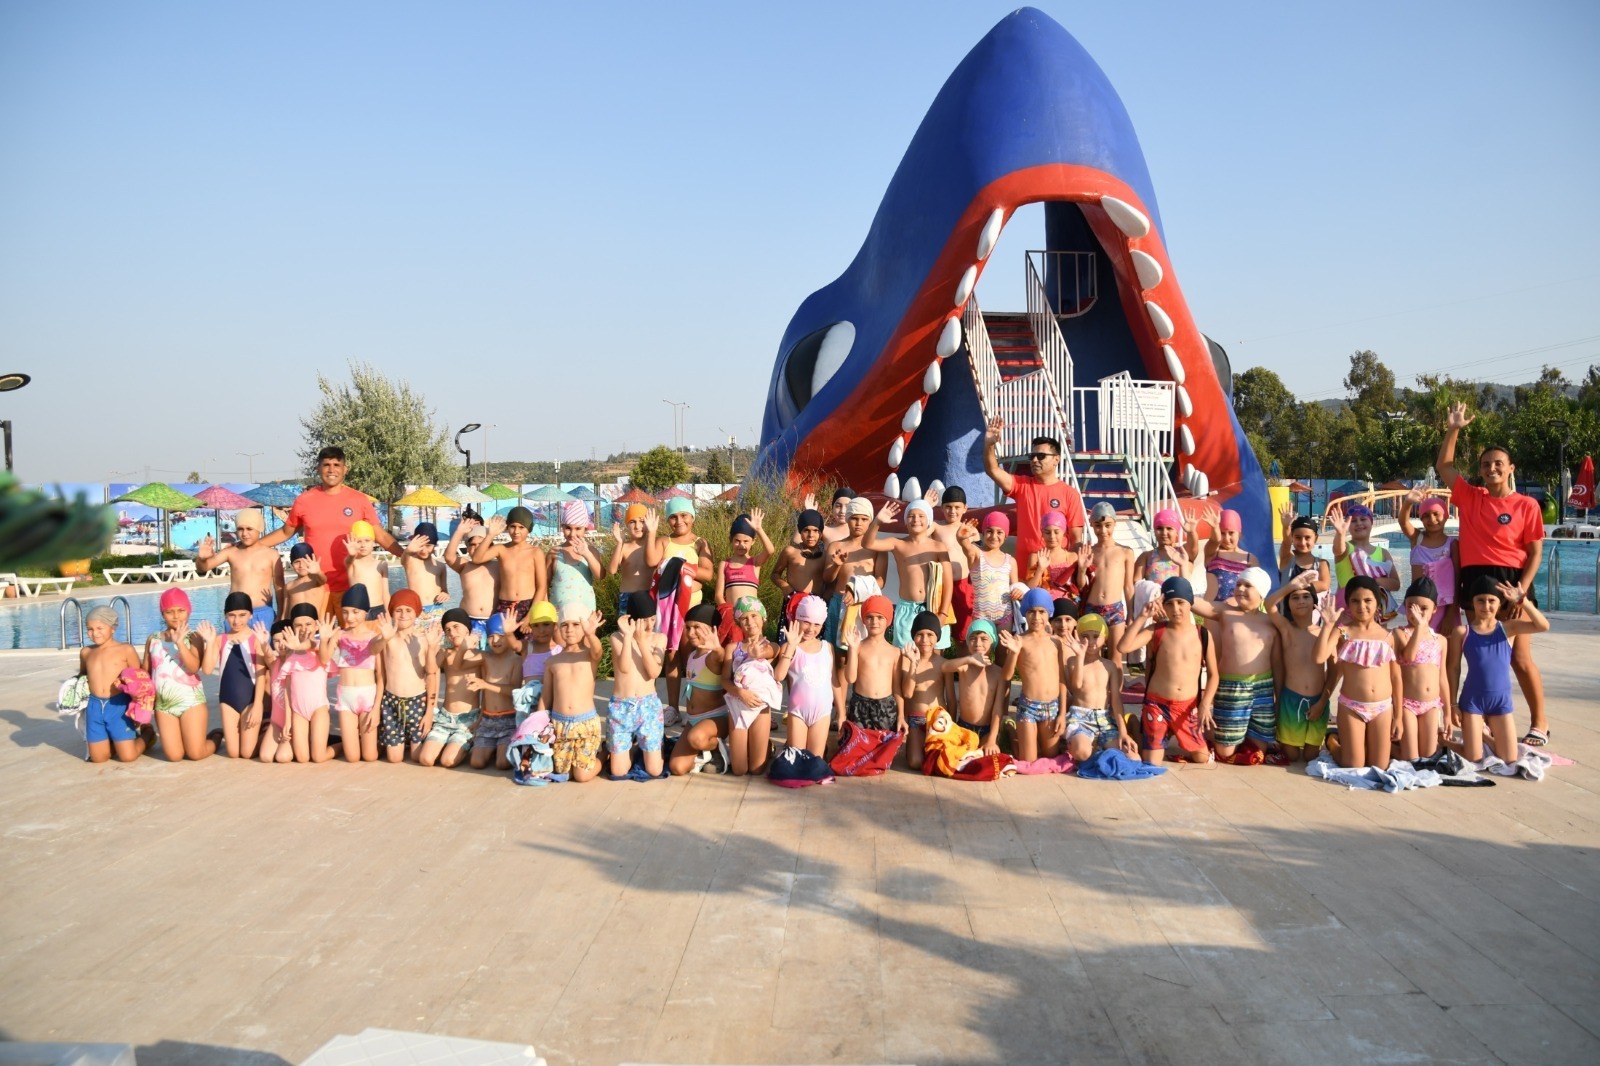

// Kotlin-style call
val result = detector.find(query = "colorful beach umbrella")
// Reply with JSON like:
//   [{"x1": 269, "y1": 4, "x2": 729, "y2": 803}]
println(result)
[
  {"x1": 395, "y1": 486, "x2": 458, "y2": 507},
  {"x1": 657, "y1": 486, "x2": 692, "y2": 501},
  {"x1": 111, "y1": 483, "x2": 204, "y2": 561},
  {"x1": 445, "y1": 484, "x2": 491, "y2": 505},
  {"x1": 615, "y1": 487, "x2": 657, "y2": 506},
  {"x1": 1570, "y1": 456, "x2": 1595, "y2": 511},
  {"x1": 193, "y1": 484, "x2": 259, "y2": 544},
  {"x1": 481, "y1": 482, "x2": 519, "y2": 500},
  {"x1": 566, "y1": 486, "x2": 604, "y2": 501},
  {"x1": 244, "y1": 482, "x2": 304, "y2": 507},
  {"x1": 524, "y1": 484, "x2": 570, "y2": 502}
]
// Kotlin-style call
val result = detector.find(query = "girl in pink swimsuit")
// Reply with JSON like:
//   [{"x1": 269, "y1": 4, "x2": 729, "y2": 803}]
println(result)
[
  {"x1": 281, "y1": 603, "x2": 335, "y2": 763},
  {"x1": 254, "y1": 620, "x2": 297, "y2": 765},
  {"x1": 320, "y1": 586, "x2": 382, "y2": 763},
  {"x1": 774, "y1": 595, "x2": 836, "y2": 756},
  {"x1": 1394, "y1": 577, "x2": 1450, "y2": 762},
  {"x1": 1316, "y1": 576, "x2": 1401, "y2": 770},
  {"x1": 1399, "y1": 491, "x2": 1459, "y2": 633}
]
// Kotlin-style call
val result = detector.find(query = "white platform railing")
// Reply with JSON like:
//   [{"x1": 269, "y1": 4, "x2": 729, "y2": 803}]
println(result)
[{"x1": 1100, "y1": 371, "x2": 1179, "y2": 524}]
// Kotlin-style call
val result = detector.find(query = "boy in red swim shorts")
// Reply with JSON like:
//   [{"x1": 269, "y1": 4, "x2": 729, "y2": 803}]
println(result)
[{"x1": 1118, "y1": 576, "x2": 1217, "y2": 765}]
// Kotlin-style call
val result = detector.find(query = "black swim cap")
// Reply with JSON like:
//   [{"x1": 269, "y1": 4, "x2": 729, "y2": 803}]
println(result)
[
  {"x1": 289, "y1": 603, "x2": 318, "y2": 622},
  {"x1": 442, "y1": 607, "x2": 472, "y2": 630},
  {"x1": 686, "y1": 603, "x2": 720, "y2": 628},
  {"x1": 911, "y1": 610, "x2": 941, "y2": 636},
  {"x1": 1404, "y1": 576, "x2": 1439, "y2": 603},
  {"x1": 223, "y1": 592, "x2": 254, "y2": 615}
]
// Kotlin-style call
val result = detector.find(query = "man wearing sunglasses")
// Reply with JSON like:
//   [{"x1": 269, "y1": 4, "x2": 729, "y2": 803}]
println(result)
[{"x1": 981, "y1": 416, "x2": 1085, "y2": 566}]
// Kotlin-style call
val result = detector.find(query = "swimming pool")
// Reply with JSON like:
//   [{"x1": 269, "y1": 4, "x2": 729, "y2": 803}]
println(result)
[{"x1": 0, "y1": 566, "x2": 464, "y2": 651}]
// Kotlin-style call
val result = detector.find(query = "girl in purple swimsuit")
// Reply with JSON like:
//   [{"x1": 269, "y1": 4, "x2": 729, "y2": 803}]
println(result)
[{"x1": 1448, "y1": 577, "x2": 1549, "y2": 765}]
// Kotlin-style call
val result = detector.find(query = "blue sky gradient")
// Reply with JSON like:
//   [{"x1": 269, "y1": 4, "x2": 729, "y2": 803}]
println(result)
[{"x1": 2, "y1": 1, "x2": 1596, "y2": 481}]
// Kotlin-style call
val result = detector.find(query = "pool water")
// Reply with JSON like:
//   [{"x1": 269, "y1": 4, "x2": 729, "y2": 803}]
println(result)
[
  {"x1": 1345, "y1": 537, "x2": 1597, "y2": 614},
  {"x1": 1, "y1": 566, "x2": 464, "y2": 651}
]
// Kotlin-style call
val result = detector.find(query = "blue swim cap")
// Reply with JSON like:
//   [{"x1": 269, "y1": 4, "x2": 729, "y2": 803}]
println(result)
[
  {"x1": 1160, "y1": 576, "x2": 1195, "y2": 603},
  {"x1": 1021, "y1": 588, "x2": 1053, "y2": 616},
  {"x1": 485, "y1": 613, "x2": 507, "y2": 636}
]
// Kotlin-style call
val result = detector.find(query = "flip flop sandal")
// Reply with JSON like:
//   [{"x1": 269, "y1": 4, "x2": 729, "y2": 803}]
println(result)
[{"x1": 1522, "y1": 728, "x2": 1550, "y2": 747}]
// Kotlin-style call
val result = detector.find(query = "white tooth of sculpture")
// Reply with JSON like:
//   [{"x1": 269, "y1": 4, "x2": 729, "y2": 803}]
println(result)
[
  {"x1": 1130, "y1": 249, "x2": 1163, "y2": 290},
  {"x1": 977, "y1": 207, "x2": 1005, "y2": 260},
  {"x1": 1163, "y1": 345, "x2": 1185, "y2": 384},
  {"x1": 1145, "y1": 300, "x2": 1175, "y2": 341},
  {"x1": 937, "y1": 316, "x2": 963, "y2": 358},
  {"x1": 1101, "y1": 196, "x2": 1150, "y2": 238}
]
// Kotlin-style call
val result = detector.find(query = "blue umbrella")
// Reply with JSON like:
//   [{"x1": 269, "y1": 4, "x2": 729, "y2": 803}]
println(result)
[{"x1": 244, "y1": 482, "x2": 303, "y2": 507}]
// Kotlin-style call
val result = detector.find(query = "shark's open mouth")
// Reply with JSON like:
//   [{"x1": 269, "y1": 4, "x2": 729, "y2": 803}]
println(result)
[{"x1": 756, "y1": 7, "x2": 1271, "y2": 563}]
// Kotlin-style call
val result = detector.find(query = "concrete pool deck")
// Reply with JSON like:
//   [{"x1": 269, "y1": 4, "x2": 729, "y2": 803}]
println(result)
[{"x1": 1, "y1": 615, "x2": 1597, "y2": 1065}]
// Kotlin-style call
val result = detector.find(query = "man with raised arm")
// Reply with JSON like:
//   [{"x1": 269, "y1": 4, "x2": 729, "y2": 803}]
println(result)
[
  {"x1": 981, "y1": 416, "x2": 1084, "y2": 566},
  {"x1": 196, "y1": 507, "x2": 285, "y2": 626},
  {"x1": 1436, "y1": 401, "x2": 1549, "y2": 746}
]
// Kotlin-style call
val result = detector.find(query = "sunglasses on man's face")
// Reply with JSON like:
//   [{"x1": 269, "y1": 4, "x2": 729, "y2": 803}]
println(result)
[{"x1": 1028, "y1": 451, "x2": 1057, "y2": 461}]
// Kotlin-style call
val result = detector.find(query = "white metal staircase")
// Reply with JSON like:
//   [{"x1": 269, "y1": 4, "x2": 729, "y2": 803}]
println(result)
[{"x1": 965, "y1": 251, "x2": 1180, "y2": 545}]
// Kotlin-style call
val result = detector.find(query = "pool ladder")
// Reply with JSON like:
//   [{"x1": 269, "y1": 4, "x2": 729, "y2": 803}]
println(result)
[{"x1": 59, "y1": 596, "x2": 133, "y2": 650}]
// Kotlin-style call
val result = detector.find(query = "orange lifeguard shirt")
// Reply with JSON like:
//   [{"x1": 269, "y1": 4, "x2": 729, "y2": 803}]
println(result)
[
  {"x1": 1450, "y1": 476, "x2": 1543, "y2": 569},
  {"x1": 286, "y1": 487, "x2": 381, "y2": 595}
]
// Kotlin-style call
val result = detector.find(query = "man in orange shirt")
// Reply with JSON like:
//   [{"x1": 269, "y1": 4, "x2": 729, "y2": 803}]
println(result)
[
  {"x1": 1438, "y1": 403, "x2": 1548, "y2": 745},
  {"x1": 981, "y1": 417, "x2": 1084, "y2": 567},
  {"x1": 259, "y1": 447, "x2": 400, "y2": 598}
]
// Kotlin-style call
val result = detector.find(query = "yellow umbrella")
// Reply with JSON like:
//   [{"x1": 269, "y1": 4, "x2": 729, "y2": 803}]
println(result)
[
  {"x1": 394, "y1": 486, "x2": 459, "y2": 530},
  {"x1": 395, "y1": 486, "x2": 459, "y2": 507}
]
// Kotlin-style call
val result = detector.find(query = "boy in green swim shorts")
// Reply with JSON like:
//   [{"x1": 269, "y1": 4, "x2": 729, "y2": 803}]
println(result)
[
  {"x1": 417, "y1": 609, "x2": 482, "y2": 768},
  {"x1": 1265, "y1": 571, "x2": 1332, "y2": 762},
  {"x1": 1189, "y1": 566, "x2": 1279, "y2": 762}
]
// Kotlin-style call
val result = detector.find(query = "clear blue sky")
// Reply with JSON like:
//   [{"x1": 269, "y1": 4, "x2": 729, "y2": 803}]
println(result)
[{"x1": 3, "y1": 1, "x2": 1596, "y2": 482}]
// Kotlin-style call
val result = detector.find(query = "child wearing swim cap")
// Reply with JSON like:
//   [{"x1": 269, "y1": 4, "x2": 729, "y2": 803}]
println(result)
[
  {"x1": 774, "y1": 595, "x2": 836, "y2": 757},
  {"x1": 145, "y1": 586, "x2": 220, "y2": 763},
  {"x1": 473, "y1": 506, "x2": 549, "y2": 629},
  {"x1": 400, "y1": 521, "x2": 451, "y2": 621},
  {"x1": 1274, "y1": 506, "x2": 1331, "y2": 619},
  {"x1": 1189, "y1": 567, "x2": 1281, "y2": 762},
  {"x1": 1262, "y1": 569, "x2": 1332, "y2": 764},
  {"x1": 285, "y1": 542, "x2": 329, "y2": 621},
  {"x1": 959, "y1": 510, "x2": 1019, "y2": 638},
  {"x1": 1203, "y1": 508, "x2": 1260, "y2": 604},
  {"x1": 860, "y1": 499, "x2": 953, "y2": 652},
  {"x1": 774, "y1": 507, "x2": 830, "y2": 639},
  {"x1": 843, "y1": 594, "x2": 903, "y2": 734},
  {"x1": 550, "y1": 501, "x2": 604, "y2": 621},
  {"x1": 1119, "y1": 576, "x2": 1218, "y2": 766},
  {"x1": 280, "y1": 603, "x2": 336, "y2": 764},
  {"x1": 1027, "y1": 509, "x2": 1082, "y2": 605},
  {"x1": 1081, "y1": 502, "x2": 1135, "y2": 668},
  {"x1": 534, "y1": 606, "x2": 606, "y2": 782},
  {"x1": 939, "y1": 618, "x2": 1008, "y2": 754},
  {"x1": 373, "y1": 588, "x2": 439, "y2": 763},
  {"x1": 668, "y1": 604, "x2": 733, "y2": 775},
  {"x1": 721, "y1": 595, "x2": 779, "y2": 776},
  {"x1": 608, "y1": 503, "x2": 659, "y2": 618},
  {"x1": 320, "y1": 584, "x2": 383, "y2": 763},
  {"x1": 418, "y1": 608, "x2": 484, "y2": 769},
  {"x1": 608, "y1": 594, "x2": 669, "y2": 778},
  {"x1": 646, "y1": 496, "x2": 713, "y2": 713},
  {"x1": 1010, "y1": 587, "x2": 1065, "y2": 761},
  {"x1": 214, "y1": 590, "x2": 268, "y2": 760},
  {"x1": 343, "y1": 520, "x2": 389, "y2": 617},
  {"x1": 1062, "y1": 614, "x2": 1136, "y2": 761},
  {"x1": 898, "y1": 610, "x2": 947, "y2": 770},
  {"x1": 1397, "y1": 487, "x2": 1458, "y2": 633},
  {"x1": 79, "y1": 600, "x2": 151, "y2": 764},
  {"x1": 468, "y1": 609, "x2": 525, "y2": 771}
]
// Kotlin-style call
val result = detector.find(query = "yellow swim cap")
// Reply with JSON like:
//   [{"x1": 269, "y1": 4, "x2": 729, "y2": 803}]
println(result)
[
  {"x1": 528, "y1": 600, "x2": 558, "y2": 625},
  {"x1": 349, "y1": 520, "x2": 375, "y2": 540},
  {"x1": 1077, "y1": 613, "x2": 1108, "y2": 636}
]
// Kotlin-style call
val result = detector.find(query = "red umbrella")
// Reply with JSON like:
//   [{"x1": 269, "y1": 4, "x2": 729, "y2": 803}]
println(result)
[
  {"x1": 194, "y1": 484, "x2": 259, "y2": 544},
  {"x1": 1570, "y1": 456, "x2": 1595, "y2": 511}
]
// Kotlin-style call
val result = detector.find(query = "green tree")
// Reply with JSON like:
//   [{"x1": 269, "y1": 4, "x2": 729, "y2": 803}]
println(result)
[
  {"x1": 1233, "y1": 367, "x2": 1298, "y2": 473},
  {"x1": 1343, "y1": 350, "x2": 1397, "y2": 428},
  {"x1": 298, "y1": 361, "x2": 456, "y2": 510},
  {"x1": 629, "y1": 445, "x2": 690, "y2": 493},
  {"x1": 1502, "y1": 367, "x2": 1600, "y2": 488},
  {"x1": 703, "y1": 451, "x2": 732, "y2": 484},
  {"x1": 1577, "y1": 365, "x2": 1600, "y2": 414}
]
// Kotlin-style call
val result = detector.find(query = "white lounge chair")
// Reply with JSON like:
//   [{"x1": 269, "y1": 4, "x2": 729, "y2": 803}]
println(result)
[
  {"x1": 16, "y1": 576, "x2": 77, "y2": 597},
  {"x1": 103, "y1": 566, "x2": 165, "y2": 584}
]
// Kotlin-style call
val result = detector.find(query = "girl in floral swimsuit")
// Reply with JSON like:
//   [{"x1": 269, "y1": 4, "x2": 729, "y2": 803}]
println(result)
[
  {"x1": 145, "y1": 587, "x2": 219, "y2": 762},
  {"x1": 1316, "y1": 576, "x2": 1401, "y2": 770}
]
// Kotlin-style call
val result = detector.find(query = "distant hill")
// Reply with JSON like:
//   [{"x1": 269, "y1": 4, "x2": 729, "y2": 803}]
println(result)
[{"x1": 1310, "y1": 379, "x2": 1570, "y2": 414}]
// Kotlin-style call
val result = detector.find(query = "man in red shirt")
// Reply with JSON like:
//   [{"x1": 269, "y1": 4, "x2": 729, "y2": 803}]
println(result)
[
  {"x1": 259, "y1": 447, "x2": 400, "y2": 598},
  {"x1": 981, "y1": 417, "x2": 1084, "y2": 565},
  {"x1": 1438, "y1": 402, "x2": 1548, "y2": 744}
]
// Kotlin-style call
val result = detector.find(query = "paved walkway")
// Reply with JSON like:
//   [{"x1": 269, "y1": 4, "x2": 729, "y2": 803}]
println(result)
[{"x1": 1, "y1": 616, "x2": 1597, "y2": 1065}]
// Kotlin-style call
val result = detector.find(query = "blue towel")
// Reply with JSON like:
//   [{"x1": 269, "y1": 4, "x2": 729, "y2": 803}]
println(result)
[
  {"x1": 610, "y1": 754, "x2": 669, "y2": 782},
  {"x1": 1077, "y1": 749, "x2": 1167, "y2": 780}
]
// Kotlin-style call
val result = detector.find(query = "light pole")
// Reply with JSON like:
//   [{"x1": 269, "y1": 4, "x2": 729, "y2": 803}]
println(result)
[
  {"x1": 237, "y1": 451, "x2": 263, "y2": 484},
  {"x1": 455, "y1": 423, "x2": 482, "y2": 482},
  {"x1": 0, "y1": 372, "x2": 33, "y2": 473},
  {"x1": 662, "y1": 400, "x2": 689, "y2": 450},
  {"x1": 481, "y1": 424, "x2": 496, "y2": 485},
  {"x1": 718, "y1": 427, "x2": 738, "y2": 480},
  {"x1": 1552, "y1": 418, "x2": 1571, "y2": 520}
]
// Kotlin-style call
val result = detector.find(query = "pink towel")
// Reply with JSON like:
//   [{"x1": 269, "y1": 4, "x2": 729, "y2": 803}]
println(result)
[{"x1": 1013, "y1": 753, "x2": 1076, "y2": 775}]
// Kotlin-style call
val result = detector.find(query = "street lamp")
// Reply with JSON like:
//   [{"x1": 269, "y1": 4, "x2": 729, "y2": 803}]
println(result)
[
  {"x1": 0, "y1": 371, "x2": 33, "y2": 473},
  {"x1": 662, "y1": 400, "x2": 689, "y2": 451},
  {"x1": 1552, "y1": 418, "x2": 1572, "y2": 520},
  {"x1": 237, "y1": 452, "x2": 263, "y2": 484},
  {"x1": 481, "y1": 424, "x2": 496, "y2": 485},
  {"x1": 455, "y1": 422, "x2": 482, "y2": 482}
]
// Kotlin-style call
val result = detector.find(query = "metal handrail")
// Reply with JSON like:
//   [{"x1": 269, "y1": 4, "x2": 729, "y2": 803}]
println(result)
[
  {"x1": 1027, "y1": 249, "x2": 1098, "y2": 318},
  {"x1": 1316, "y1": 487, "x2": 1454, "y2": 534},
  {"x1": 962, "y1": 295, "x2": 1000, "y2": 428},
  {"x1": 1023, "y1": 255, "x2": 1089, "y2": 529},
  {"x1": 1593, "y1": 547, "x2": 1599, "y2": 615},
  {"x1": 1547, "y1": 543, "x2": 1560, "y2": 609},
  {"x1": 109, "y1": 595, "x2": 133, "y2": 643},
  {"x1": 59, "y1": 597, "x2": 85, "y2": 650},
  {"x1": 1100, "y1": 371, "x2": 1179, "y2": 524}
]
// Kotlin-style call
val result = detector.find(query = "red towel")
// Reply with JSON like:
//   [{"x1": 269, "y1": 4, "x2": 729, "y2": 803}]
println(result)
[{"x1": 829, "y1": 722, "x2": 904, "y2": 776}]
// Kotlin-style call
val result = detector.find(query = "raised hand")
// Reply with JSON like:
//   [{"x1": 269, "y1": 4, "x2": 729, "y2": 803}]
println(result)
[
  {"x1": 985, "y1": 417, "x2": 1004, "y2": 445},
  {"x1": 901, "y1": 642, "x2": 921, "y2": 666},
  {"x1": 376, "y1": 615, "x2": 397, "y2": 641},
  {"x1": 830, "y1": 545, "x2": 849, "y2": 567},
  {"x1": 923, "y1": 485, "x2": 940, "y2": 507},
  {"x1": 342, "y1": 534, "x2": 356, "y2": 556},
  {"x1": 200, "y1": 534, "x2": 215, "y2": 556},
  {"x1": 1291, "y1": 569, "x2": 1318, "y2": 590},
  {"x1": 958, "y1": 517, "x2": 979, "y2": 541},
  {"x1": 877, "y1": 499, "x2": 903, "y2": 523},
  {"x1": 317, "y1": 617, "x2": 338, "y2": 643},
  {"x1": 195, "y1": 620, "x2": 217, "y2": 642},
  {"x1": 617, "y1": 613, "x2": 635, "y2": 638},
  {"x1": 643, "y1": 509, "x2": 660, "y2": 535},
  {"x1": 749, "y1": 507, "x2": 765, "y2": 527},
  {"x1": 1327, "y1": 507, "x2": 1350, "y2": 536},
  {"x1": 803, "y1": 492, "x2": 817, "y2": 511},
  {"x1": 611, "y1": 521, "x2": 624, "y2": 544},
  {"x1": 583, "y1": 610, "x2": 603, "y2": 636},
  {"x1": 486, "y1": 515, "x2": 506, "y2": 536},
  {"x1": 250, "y1": 620, "x2": 271, "y2": 645},
  {"x1": 1405, "y1": 599, "x2": 1430, "y2": 631},
  {"x1": 1277, "y1": 501, "x2": 1294, "y2": 527},
  {"x1": 782, "y1": 620, "x2": 801, "y2": 646},
  {"x1": 1404, "y1": 486, "x2": 1426, "y2": 507},
  {"x1": 1495, "y1": 581, "x2": 1524, "y2": 605},
  {"x1": 498, "y1": 609, "x2": 519, "y2": 635},
  {"x1": 1446, "y1": 401, "x2": 1474, "y2": 430},
  {"x1": 996, "y1": 630, "x2": 1021, "y2": 655},
  {"x1": 1061, "y1": 632, "x2": 1085, "y2": 660},
  {"x1": 1316, "y1": 589, "x2": 1337, "y2": 620}
]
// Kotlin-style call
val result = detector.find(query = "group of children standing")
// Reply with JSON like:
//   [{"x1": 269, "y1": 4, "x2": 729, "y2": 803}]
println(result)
[{"x1": 74, "y1": 482, "x2": 1547, "y2": 779}]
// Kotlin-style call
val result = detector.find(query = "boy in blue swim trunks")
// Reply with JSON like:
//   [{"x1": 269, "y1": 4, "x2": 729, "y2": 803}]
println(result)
[
  {"x1": 608, "y1": 594, "x2": 668, "y2": 778},
  {"x1": 400, "y1": 521, "x2": 451, "y2": 620},
  {"x1": 1010, "y1": 587, "x2": 1066, "y2": 761},
  {"x1": 1062, "y1": 613, "x2": 1136, "y2": 760},
  {"x1": 1080, "y1": 502, "x2": 1135, "y2": 667},
  {"x1": 79, "y1": 605, "x2": 150, "y2": 763}
]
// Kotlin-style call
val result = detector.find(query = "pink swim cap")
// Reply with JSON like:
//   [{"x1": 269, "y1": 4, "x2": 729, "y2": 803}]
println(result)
[
  {"x1": 980, "y1": 511, "x2": 1011, "y2": 533},
  {"x1": 159, "y1": 587, "x2": 191, "y2": 614},
  {"x1": 794, "y1": 595, "x2": 828, "y2": 624},
  {"x1": 1418, "y1": 497, "x2": 1447, "y2": 515},
  {"x1": 1219, "y1": 509, "x2": 1242, "y2": 533},
  {"x1": 1041, "y1": 510, "x2": 1067, "y2": 530},
  {"x1": 1153, "y1": 508, "x2": 1181, "y2": 529}
]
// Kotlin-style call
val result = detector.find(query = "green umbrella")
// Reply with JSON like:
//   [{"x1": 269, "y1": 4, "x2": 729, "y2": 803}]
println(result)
[
  {"x1": 481, "y1": 483, "x2": 519, "y2": 500},
  {"x1": 111, "y1": 483, "x2": 205, "y2": 561}
]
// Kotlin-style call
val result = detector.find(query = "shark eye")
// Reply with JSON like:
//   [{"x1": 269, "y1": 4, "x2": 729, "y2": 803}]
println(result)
[{"x1": 781, "y1": 321, "x2": 855, "y2": 417}]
